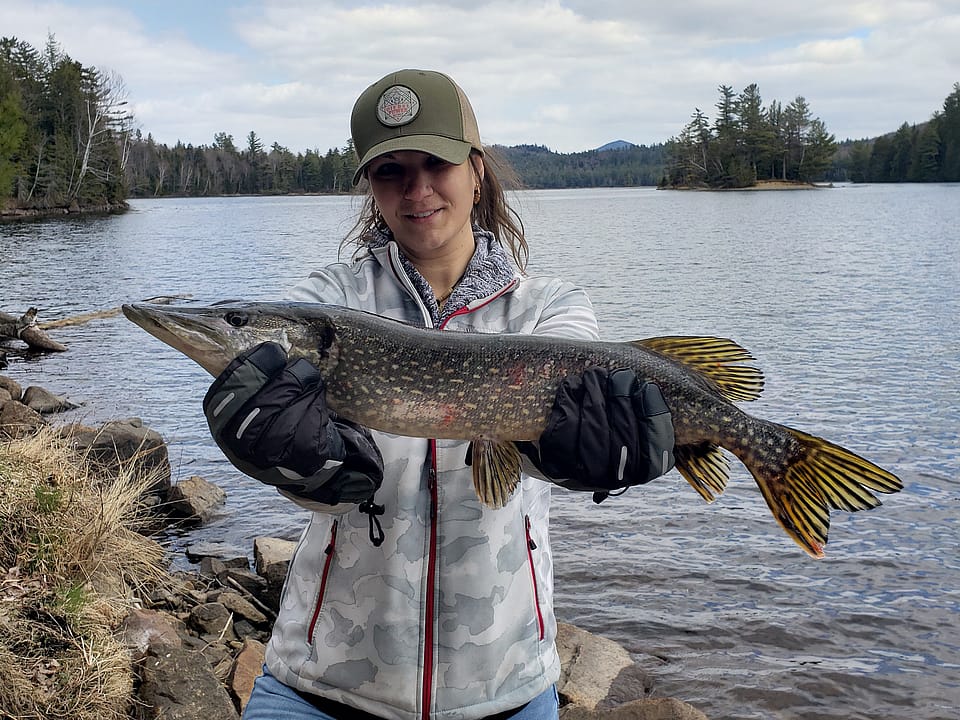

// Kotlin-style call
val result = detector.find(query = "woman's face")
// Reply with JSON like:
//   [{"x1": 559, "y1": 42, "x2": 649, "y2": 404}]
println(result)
[{"x1": 367, "y1": 150, "x2": 481, "y2": 263}]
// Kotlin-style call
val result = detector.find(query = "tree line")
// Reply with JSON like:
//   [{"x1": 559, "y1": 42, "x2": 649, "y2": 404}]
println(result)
[
  {"x1": 1, "y1": 35, "x2": 132, "y2": 210},
  {"x1": 662, "y1": 84, "x2": 838, "y2": 188},
  {"x1": 830, "y1": 83, "x2": 960, "y2": 182},
  {"x1": 123, "y1": 130, "x2": 359, "y2": 197},
  {"x1": 2, "y1": 35, "x2": 960, "y2": 213}
]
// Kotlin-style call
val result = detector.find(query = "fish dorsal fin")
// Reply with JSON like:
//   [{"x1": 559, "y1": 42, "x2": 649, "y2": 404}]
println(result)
[{"x1": 633, "y1": 336, "x2": 765, "y2": 402}]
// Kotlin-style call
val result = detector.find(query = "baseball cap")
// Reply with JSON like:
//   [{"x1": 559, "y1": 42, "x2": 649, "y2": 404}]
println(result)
[{"x1": 351, "y1": 69, "x2": 484, "y2": 185}]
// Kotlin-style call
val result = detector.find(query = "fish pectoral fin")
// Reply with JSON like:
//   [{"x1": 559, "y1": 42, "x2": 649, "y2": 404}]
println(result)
[
  {"x1": 633, "y1": 336, "x2": 765, "y2": 402},
  {"x1": 674, "y1": 442, "x2": 730, "y2": 502},
  {"x1": 471, "y1": 440, "x2": 522, "y2": 508}
]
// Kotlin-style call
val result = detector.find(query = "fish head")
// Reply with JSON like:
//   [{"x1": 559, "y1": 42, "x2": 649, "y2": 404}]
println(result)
[{"x1": 121, "y1": 301, "x2": 341, "y2": 377}]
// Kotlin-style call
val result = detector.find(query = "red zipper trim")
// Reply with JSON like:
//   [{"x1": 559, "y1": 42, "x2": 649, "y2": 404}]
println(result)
[
  {"x1": 307, "y1": 520, "x2": 339, "y2": 644},
  {"x1": 422, "y1": 442, "x2": 439, "y2": 719},
  {"x1": 524, "y1": 515, "x2": 545, "y2": 640},
  {"x1": 438, "y1": 278, "x2": 519, "y2": 329}
]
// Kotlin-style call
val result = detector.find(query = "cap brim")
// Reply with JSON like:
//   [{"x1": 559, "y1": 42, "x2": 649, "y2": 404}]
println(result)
[{"x1": 352, "y1": 135, "x2": 474, "y2": 185}]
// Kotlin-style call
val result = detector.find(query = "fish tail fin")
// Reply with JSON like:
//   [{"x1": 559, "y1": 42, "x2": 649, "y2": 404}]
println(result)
[
  {"x1": 471, "y1": 440, "x2": 522, "y2": 508},
  {"x1": 674, "y1": 442, "x2": 731, "y2": 502},
  {"x1": 742, "y1": 426, "x2": 903, "y2": 558}
]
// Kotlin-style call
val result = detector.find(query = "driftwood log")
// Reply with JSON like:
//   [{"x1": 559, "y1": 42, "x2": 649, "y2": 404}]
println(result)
[
  {"x1": 1, "y1": 295, "x2": 192, "y2": 354},
  {"x1": 0, "y1": 308, "x2": 68, "y2": 352}
]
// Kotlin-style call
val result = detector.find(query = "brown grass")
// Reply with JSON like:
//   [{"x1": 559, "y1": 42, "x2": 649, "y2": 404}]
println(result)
[{"x1": 0, "y1": 428, "x2": 175, "y2": 720}]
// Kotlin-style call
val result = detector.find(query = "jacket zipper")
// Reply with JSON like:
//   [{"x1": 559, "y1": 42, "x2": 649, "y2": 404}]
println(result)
[
  {"x1": 307, "y1": 520, "x2": 339, "y2": 644},
  {"x1": 422, "y1": 442, "x2": 439, "y2": 719},
  {"x1": 422, "y1": 440, "x2": 437, "y2": 720},
  {"x1": 525, "y1": 515, "x2": 545, "y2": 641}
]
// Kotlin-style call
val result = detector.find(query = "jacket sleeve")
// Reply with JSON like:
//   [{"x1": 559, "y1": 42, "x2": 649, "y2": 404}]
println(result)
[
  {"x1": 263, "y1": 269, "x2": 370, "y2": 513},
  {"x1": 520, "y1": 280, "x2": 600, "y2": 481},
  {"x1": 530, "y1": 280, "x2": 600, "y2": 342}
]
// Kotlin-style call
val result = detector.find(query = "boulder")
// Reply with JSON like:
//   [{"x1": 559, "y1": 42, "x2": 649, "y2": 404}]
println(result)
[
  {"x1": 0, "y1": 375, "x2": 21, "y2": 400},
  {"x1": 59, "y1": 418, "x2": 171, "y2": 494},
  {"x1": 188, "y1": 602, "x2": 237, "y2": 641},
  {"x1": 0, "y1": 399, "x2": 47, "y2": 438},
  {"x1": 557, "y1": 622, "x2": 636, "y2": 709},
  {"x1": 560, "y1": 698, "x2": 709, "y2": 720},
  {"x1": 210, "y1": 590, "x2": 269, "y2": 626},
  {"x1": 229, "y1": 637, "x2": 266, "y2": 713},
  {"x1": 137, "y1": 644, "x2": 240, "y2": 720},
  {"x1": 166, "y1": 475, "x2": 227, "y2": 524},
  {"x1": 121, "y1": 608, "x2": 184, "y2": 658},
  {"x1": 22, "y1": 385, "x2": 80, "y2": 414},
  {"x1": 253, "y1": 536, "x2": 297, "y2": 611}
]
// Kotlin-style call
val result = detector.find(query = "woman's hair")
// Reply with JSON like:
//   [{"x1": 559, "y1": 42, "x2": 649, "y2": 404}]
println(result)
[{"x1": 342, "y1": 147, "x2": 529, "y2": 271}]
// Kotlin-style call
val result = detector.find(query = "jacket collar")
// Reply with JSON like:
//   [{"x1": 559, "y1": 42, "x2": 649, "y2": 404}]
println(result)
[{"x1": 367, "y1": 227, "x2": 519, "y2": 324}]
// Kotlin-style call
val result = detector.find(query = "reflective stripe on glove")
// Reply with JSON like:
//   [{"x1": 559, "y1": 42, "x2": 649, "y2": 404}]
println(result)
[
  {"x1": 534, "y1": 366, "x2": 675, "y2": 499},
  {"x1": 202, "y1": 342, "x2": 383, "y2": 505}
]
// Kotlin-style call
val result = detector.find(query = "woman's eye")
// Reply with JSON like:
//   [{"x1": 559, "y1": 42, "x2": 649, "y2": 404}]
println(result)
[{"x1": 372, "y1": 163, "x2": 402, "y2": 178}]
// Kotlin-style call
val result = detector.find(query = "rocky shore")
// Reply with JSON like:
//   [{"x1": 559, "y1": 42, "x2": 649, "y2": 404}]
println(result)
[{"x1": 0, "y1": 373, "x2": 708, "y2": 720}]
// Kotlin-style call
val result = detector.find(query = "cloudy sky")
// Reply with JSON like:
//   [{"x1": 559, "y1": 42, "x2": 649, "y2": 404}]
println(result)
[{"x1": 4, "y1": 1, "x2": 959, "y2": 154}]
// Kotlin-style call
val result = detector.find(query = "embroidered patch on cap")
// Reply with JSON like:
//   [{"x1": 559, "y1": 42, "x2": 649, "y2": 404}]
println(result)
[{"x1": 376, "y1": 85, "x2": 420, "y2": 127}]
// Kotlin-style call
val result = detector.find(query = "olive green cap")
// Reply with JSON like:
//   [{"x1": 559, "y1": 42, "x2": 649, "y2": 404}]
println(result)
[{"x1": 351, "y1": 69, "x2": 484, "y2": 185}]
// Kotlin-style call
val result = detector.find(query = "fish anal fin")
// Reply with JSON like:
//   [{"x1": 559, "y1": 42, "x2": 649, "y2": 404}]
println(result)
[
  {"x1": 674, "y1": 442, "x2": 730, "y2": 503},
  {"x1": 471, "y1": 439, "x2": 522, "y2": 508},
  {"x1": 633, "y1": 336, "x2": 765, "y2": 403}
]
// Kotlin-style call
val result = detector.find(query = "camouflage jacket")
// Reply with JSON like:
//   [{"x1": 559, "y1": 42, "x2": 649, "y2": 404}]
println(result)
[{"x1": 264, "y1": 232, "x2": 599, "y2": 720}]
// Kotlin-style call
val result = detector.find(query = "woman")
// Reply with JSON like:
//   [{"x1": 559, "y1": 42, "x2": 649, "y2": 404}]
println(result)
[{"x1": 203, "y1": 69, "x2": 675, "y2": 720}]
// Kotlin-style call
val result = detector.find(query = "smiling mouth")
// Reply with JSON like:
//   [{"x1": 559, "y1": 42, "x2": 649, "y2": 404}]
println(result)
[{"x1": 407, "y1": 209, "x2": 439, "y2": 219}]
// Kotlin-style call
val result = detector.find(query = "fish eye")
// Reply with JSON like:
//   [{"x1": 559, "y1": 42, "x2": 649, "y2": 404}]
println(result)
[{"x1": 224, "y1": 311, "x2": 249, "y2": 328}]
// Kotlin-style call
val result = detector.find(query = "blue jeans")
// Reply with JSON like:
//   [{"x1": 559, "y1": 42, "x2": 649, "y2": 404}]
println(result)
[{"x1": 242, "y1": 667, "x2": 559, "y2": 720}]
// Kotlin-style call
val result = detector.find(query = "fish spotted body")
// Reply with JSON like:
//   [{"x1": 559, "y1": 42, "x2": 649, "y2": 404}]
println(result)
[{"x1": 121, "y1": 301, "x2": 902, "y2": 558}]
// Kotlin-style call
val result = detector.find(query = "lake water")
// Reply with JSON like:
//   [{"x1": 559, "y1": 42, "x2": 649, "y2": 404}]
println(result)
[{"x1": 1, "y1": 185, "x2": 958, "y2": 720}]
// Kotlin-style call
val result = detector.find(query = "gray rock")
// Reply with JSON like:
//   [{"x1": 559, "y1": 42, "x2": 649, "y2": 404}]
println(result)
[
  {"x1": 138, "y1": 644, "x2": 240, "y2": 720},
  {"x1": 188, "y1": 602, "x2": 236, "y2": 640},
  {"x1": 22, "y1": 385, "x2": 80, "y2": 413},
  {"x1": 0, "y1": 400, "x2": 47, "y2": 438},
  {"x1": 167, "y1": 475, "x2": 227, "y2": 523},
  {"x1": 121, "y1": 608, "x2": 183, "y2": 658},
  {"x1": 211, "y1": 590, "x2": 269, "y2": 626},
  {"x1": 253, "y1": 536, "x2": 297, "y2": 611},
  {"x1": 59, "y1": 418, "x2": 171, "y2": 494},
  {"x1": 557, "y1": 622, "x2": 636, "y2": 710},
  {"x1": 0, "y1": 375, "x2": 22, "y2": 400},
  {"x1": 560, "y1": 697, "x2": 709, "y2": 720}
]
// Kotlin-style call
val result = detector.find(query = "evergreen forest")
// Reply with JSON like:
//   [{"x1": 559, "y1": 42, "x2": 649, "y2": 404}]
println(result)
[{"x1": 2, "y1": 35, "x2": 959, "y2": 215}]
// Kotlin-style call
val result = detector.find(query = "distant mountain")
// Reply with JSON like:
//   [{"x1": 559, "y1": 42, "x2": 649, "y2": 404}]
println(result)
[
  {"x1": 595, "y1": 140, "x2": 637, "y2": 152},
  {"x1": 493, "y1": 142, "x2": 667, "y2": 189}
]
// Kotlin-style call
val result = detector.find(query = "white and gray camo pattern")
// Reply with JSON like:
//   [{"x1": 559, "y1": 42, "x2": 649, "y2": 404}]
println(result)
[{"x1": 263, "y1": 232, "x2": 600, "y2": 720}]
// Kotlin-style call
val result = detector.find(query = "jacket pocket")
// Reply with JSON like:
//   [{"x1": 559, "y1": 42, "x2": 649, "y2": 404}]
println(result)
[
  {"x1": 524, "y1": 515, "x2": 545, "y2": 641},
  {"x1": 307, "y1": 520, "x2": 339, "y2": 645}
]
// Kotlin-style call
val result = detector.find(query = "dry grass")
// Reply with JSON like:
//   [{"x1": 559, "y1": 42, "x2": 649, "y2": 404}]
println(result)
[{"x1": 0, "y1": 427, "x2": 174, "y2": 720}]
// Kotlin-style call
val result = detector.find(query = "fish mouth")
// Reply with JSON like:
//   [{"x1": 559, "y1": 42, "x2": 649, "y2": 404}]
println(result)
[{"x1": 121, "y1": 303, "x2": 235, "y2": 377}]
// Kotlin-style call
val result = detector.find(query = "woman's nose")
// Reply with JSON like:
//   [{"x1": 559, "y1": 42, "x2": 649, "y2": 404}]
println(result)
[{"x1": 404, "y1": 170, "x2": 433, "y2": 200}]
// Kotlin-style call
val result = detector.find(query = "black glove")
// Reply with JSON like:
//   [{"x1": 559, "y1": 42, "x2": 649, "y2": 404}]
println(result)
[
  {"x1": 203, "y1": 342, "x2": 383, "y2": 505},
  {"x1": 531, "y1": 366, "x2": 675, "y2": 502}
]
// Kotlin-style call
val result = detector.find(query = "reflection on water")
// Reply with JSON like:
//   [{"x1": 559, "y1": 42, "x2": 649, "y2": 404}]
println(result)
[{"x1": 2, "y1": 186, "x2": 958, "y2": 720}]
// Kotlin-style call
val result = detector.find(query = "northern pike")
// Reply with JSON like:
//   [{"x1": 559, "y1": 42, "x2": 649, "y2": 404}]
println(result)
[{"x1": 121, "y1": 301, "x2": 902, "y2": 558}]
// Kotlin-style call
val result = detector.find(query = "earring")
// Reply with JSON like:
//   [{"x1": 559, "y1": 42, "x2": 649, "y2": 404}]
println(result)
[{"x1": 473, "y1": 184, "x2": 481, "y2": 205}]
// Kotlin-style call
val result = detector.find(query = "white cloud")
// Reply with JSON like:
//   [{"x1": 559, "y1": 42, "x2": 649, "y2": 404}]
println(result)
[{"x1": 3, "y1": 1, "x2": 958, "y2": 152}]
